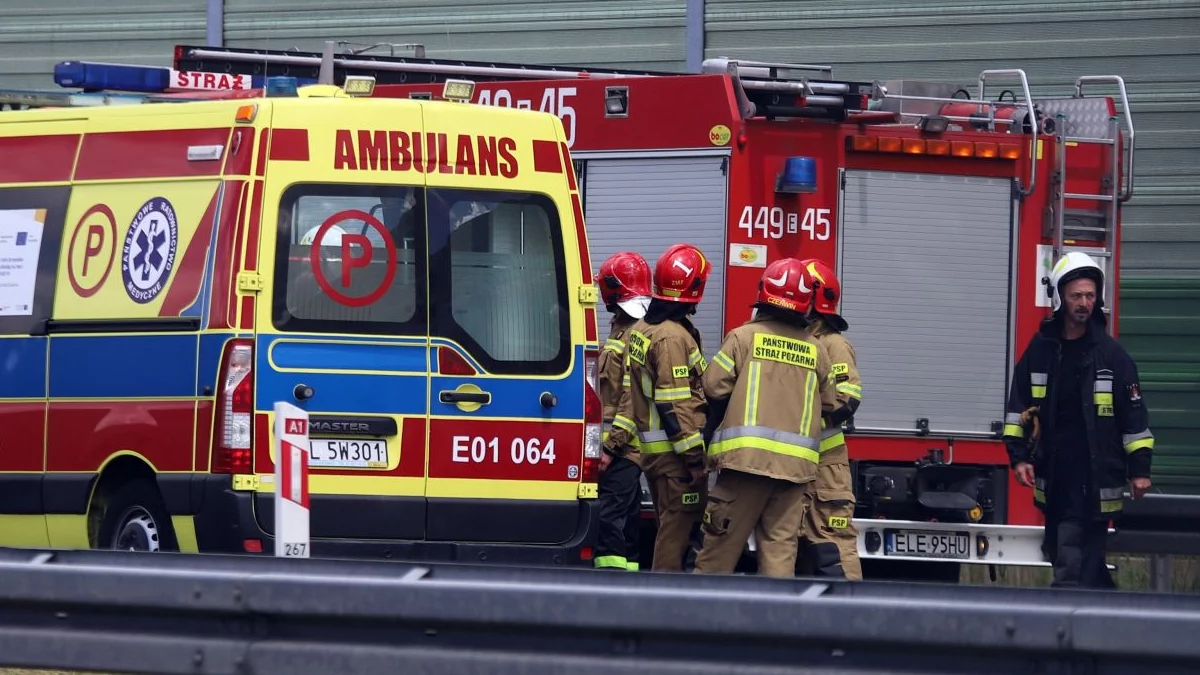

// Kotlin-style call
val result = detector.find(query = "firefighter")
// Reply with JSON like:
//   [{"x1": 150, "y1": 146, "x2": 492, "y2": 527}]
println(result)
[
  {"x1": 616, "y1": 243, "x2": 711, "y2": 572},
  {"x1": 1002, "y1": 251, "x2": 1154, "y2": 589},
  {"x1": 692, "y1": 258, "x2": 839, "y2": 577},
  {"x1": 593, "y1": 251, "x2": 652, "y2": 571},
  {"x1": 796, "y1": 258, "x2": 864, "y2": 581}
]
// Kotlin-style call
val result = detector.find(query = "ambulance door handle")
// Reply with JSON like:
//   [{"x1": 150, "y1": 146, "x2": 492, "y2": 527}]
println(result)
[{"x1": 440, "y1": 391, "x2": 490, "y2": 404}]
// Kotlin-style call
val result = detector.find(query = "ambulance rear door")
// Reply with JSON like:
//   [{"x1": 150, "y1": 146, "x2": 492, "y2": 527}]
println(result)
[
  {"x1": 421, "y1": 103, "x2": 587, "y2": 546},
  {"x1": 252, "y1": 97, "x2": 429, "y2": 544}
]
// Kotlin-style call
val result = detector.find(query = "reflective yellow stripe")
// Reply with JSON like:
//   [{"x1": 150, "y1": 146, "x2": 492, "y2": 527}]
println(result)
[
  {"x1": 639, "y1": 439, "x2": 674, "y2": 454},
  {"x1": 688, "y1": 348, "x2": 707, "y2": 372},
  {"x1": 621, "y1": 373, "x2": 631, "y2": 387},
  {"x1": 1101, "y1": 499, "x2": 1124, "y2": 513},
  {"x1": 604, "y1": 339, "x2": 625, "y2": 354},
  {"x1": 625, "y1": 561, "x2": 640, "y2": 571},
  {"x1": 1033, "y1": 488, "x2": 1045, "y2": 504},
  {"x1": 744, "y1": 361, "x2": 761, "y2": 426},
  {"x1": 1125, "y1": 437, "x2": 1154, "y2": 453},
  {"x1": 712, "y1": 350, "x2": 735, "y2": 372},
  {"x1": 654, "y1": 386, "x2": 691, "y2": 403},
  {"x1": 710, "y1": 433, "x2": 820, "y2": 464},
  {"x1": 1123, "y1": 430, "x2": 1154, "y2": 453},
  {"x1": 800, "y1": 369, "x2": 815, "y2": 438},
  {"x1": 1031, "y1": 385, "x2": 1047, "y2": 398},
  {"x1": 836, "y1": 383, "x2": 862, "y2": 400},
  {"x1": 819, "y1": 431, "x2": 845, "y2": 452},
  {"x1": 595, "y1": 555, "x2": 627, "y2": 569},
  {"x1": 1094, "y1": 392, "x2": 1113, "y2": 405},
  {"x1": 613, "y1": 415, "x2": 636, "y2": 434},
  {"x1": 673, "y1": 432, "x2": 703, "y2": 454},
  {"x1": 1002, "y1": 423, "x2": 1024, "y2": 439}
]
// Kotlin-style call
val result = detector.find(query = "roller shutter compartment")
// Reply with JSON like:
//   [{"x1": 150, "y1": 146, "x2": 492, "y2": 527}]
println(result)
[
  {"x1": 838, "y1": 170, "x2": 1014, "y2": 436},
  {"x1": 580, "y1": 154, "x2": 729, "y2": 358}
]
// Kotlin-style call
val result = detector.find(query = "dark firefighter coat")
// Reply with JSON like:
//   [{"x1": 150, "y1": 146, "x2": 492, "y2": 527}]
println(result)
[{"x1": 1002, "y1": 311, "x2": 1154, "y2": 519}]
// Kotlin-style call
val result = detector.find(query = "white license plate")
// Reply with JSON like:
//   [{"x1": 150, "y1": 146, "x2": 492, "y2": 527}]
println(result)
[
  {"x1": 884, "y1": 529, "x2": 971, "y2": 560},
  {"x1": 306, "y1": 438, "x2": 389, "y2": 469}
]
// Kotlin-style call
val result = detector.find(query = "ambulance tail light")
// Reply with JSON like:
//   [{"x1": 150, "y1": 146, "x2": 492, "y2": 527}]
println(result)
[
  {"x1": 582, "y1": 349, "x2": 602, "y2": 483},
  {"x1": 213, "y1": 339, "x2": 255, "y2": 474}
]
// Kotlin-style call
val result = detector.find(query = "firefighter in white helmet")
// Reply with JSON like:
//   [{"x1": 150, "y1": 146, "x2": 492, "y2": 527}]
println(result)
[
  {"x1": 692, "y1": 257, "x2": 838, "y2": 577},
  {"x1": 1002, "y1": 251, "x2": 1154, "y2": 588},
  {"x1": 594, "y1": 251, "x2": 653, "y2": 572}
]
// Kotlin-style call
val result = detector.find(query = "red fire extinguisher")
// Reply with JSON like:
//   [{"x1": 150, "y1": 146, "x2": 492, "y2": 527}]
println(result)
[{"x1": 939, "y1": 89, "x2": 1055, "y2": 135}]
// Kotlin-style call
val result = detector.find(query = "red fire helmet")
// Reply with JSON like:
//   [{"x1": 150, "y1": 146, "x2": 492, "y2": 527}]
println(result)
[{"x1": 651, "y1": 243, "x2": 710, "y2": 304}]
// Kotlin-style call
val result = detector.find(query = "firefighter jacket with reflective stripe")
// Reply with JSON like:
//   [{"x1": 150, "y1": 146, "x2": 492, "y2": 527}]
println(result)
[
  {"x1": 1002, "y1": 313, "x2": 1153, "y2": 518},
  {"x1": 617, "y1": 318, "x2": 708, "y2": 474},
  {"x1": 807, "y1": 319, "x2": 862, "y2": 462},
  {"x1": 599, "y1": 315, "x2": 638, "y2": 457},
  {"x1": 702, "y1": 316, "x2": 839, "y2": 484}
]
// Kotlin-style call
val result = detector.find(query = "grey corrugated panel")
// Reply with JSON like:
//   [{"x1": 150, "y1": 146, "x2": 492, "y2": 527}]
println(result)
[
  {"x1": 223, "y1": 0, "x2": 687, "y2": 71},
  {"x1": 839, "y1": 170, "x2": 1013, "y2": 435},
  {"x1": 0, "y1": 0, "x2": 204, "y2": 89},
  {"x1": 705, "y1": 0, "x2": 1200, "y2": 278},
  {"x1": 580, "y1": 155, "x2": 728, "y2": 357}
]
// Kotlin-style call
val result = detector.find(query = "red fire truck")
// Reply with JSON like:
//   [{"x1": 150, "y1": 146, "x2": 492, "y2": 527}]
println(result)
[{"x1": 21, "y1": 43, "x2": 1137, "y2": 580}]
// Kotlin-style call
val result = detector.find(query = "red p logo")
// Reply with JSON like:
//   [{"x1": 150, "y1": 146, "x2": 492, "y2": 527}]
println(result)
[{"x1": 340, "y1": 233, "x2": 372, "y2": 288}]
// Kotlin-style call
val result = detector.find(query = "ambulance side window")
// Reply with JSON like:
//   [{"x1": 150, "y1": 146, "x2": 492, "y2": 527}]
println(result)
[
  {"x1": 427, "y1": 188, "x2": 569, "y2": 375},
  {"x1": 272, "y1": 183, "x2": 425, "y2": 335}
]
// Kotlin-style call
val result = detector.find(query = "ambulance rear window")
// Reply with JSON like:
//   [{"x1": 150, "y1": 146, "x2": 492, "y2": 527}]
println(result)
[
  {"x1": 428, "y1": 188, "x2": 569, "y2": 376},
  {"x1": 272, "y1": 183, "x2": 424, "y2": 336}
]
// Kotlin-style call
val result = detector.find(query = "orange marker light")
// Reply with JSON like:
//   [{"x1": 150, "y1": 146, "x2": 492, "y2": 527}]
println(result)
[
  {"x1": 235, "y1": 104, "x2": 258, "y2": 123},
  {"x1": 999, "y1": 143, "x2": 1021, "y2": 160},
  {"x1": 878, "y1": 136, "x2": 902, "y2": 153}
]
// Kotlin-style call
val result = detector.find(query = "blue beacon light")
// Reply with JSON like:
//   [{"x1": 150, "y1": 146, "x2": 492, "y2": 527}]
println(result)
[
  {"x1": 776, "y1": 156, "x2": 818, "y2": 193},
  {"x1": 265, "y1": 77, "x2": 300, "y2": 97}
]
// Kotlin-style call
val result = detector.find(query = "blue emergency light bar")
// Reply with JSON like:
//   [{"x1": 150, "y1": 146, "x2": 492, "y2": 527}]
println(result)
[
  {"x1": 51, "y1": 61, "x2": 318, "y2": 94},
  {"x1": 55, "y1": 61, "x2": 171, "y2": 93}
]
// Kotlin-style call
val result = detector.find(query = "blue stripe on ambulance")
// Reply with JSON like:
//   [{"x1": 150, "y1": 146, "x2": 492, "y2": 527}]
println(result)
[
  {"x1": 430, "y1": 345, "x2": 585, "y2": 420},
  {"x1": 48, "y1": 334, "x2": 199, "y2": 399},
  {"x1": 253, "y1": 334, "x2": 427, "y2": 415},
  {"x1": 0, "y1": 337, "x2": 47, "y2": 399}
]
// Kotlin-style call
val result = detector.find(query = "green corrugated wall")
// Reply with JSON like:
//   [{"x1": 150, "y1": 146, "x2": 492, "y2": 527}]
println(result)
[
  {"x1": 705, "y1": 0, "x2": 1200, "y2": 493},
  {"x1": 0, "y1": 0, "x2": 205, "y2": 89},
  {"x1": 224, "y1": 0, "x2": 688, "y2": 71}
]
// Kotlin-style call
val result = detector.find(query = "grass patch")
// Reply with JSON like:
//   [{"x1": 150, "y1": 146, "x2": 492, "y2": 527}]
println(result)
[{"x1": 962, "y1": 554, "x2": 1200, "y2": 591}]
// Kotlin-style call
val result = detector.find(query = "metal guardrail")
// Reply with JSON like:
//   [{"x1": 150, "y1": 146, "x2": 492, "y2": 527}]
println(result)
[{"x1": 0, "y1": 547, "x2": 1199, "y2": 674}]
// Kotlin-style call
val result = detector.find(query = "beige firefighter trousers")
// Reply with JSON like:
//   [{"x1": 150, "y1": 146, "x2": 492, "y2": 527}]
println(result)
[
  {"x1": 692, "y1": 468, "x2": 814, "y2": 577},
  {"x1": 645, "y1": 468, "x2": 707, "y2": 571},
  {"x1": 800, "y1": 447, "x2": 863, "y2": 580}
]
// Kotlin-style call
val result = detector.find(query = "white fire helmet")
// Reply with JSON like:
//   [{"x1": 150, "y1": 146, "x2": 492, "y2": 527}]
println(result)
[
  {"x1": 1048, "y1": 251, "x2": 1104, "y2": 311},
  {"x1": 300, "y1": 224, "x2": 347, "y2": 246}
]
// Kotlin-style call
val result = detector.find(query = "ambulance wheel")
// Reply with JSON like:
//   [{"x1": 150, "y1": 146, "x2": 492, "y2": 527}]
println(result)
[{"x1": 97, "y1": 479, "x2": 178, "y2": 553}]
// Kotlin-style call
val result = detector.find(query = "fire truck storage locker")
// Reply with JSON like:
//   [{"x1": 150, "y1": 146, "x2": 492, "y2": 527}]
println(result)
[
  {"x1": 837, "y1": 170, "x2": 1016, "y2": 436},
  {"x1": 577, "y1": 152, "x2": 730, "y2": 358}
]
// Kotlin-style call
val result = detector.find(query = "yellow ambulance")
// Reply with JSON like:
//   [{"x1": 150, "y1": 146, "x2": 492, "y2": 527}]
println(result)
[{"x1": 0, "y1": 72, "x2": 605, "y2": 565}]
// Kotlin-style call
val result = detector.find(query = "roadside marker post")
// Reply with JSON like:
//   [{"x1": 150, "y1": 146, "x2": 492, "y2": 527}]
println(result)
[{"x1": 274, "y1": 401, "x2": 310, "y2": 558}]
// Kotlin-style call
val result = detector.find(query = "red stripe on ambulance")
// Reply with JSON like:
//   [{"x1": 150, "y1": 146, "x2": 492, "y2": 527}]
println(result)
[
  {"x1": 208, "y1": 181, "x2": 247, "y2": 330},
  {"x1": 269, "y1": 128, "x2": 310, "y2": 162},
  {"x1": 222, "y1": 126, "x2": 255, "y2": 176},
  {"x1": 531, "y1": 139, "x2": 563, "y2": 174},
  {"x1": 0, "y1": 134, "x2": 79, "y2": 183},
  {"x1": 428, "y1": 419, "x2": 582, "y2": 482},
  {"x1": 46, "y1": 401, "x2": 195, "y2": 472},
  {"x1": 158, "y1": 185, "x2": 221, "y2": 317},
  {"x1": 74, "y1": 128, "x2": 230, "y2": 181}
]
